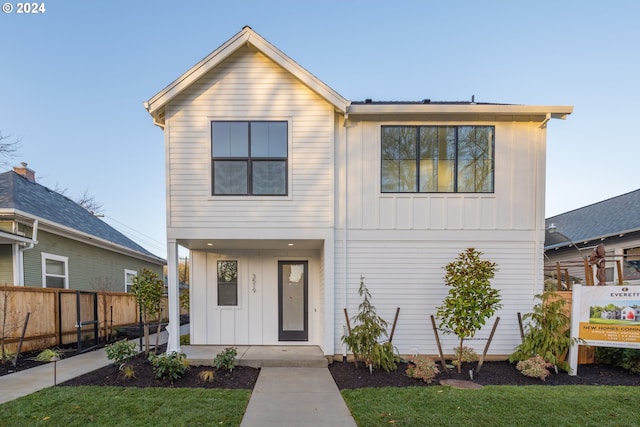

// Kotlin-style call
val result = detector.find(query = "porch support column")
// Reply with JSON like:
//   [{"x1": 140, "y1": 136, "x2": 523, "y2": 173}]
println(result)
[
  {"x1": 324, "y1": 233, "x2": 335, "y2": 356},
  {"x1": 166, "y1": 238, "x2": 181, "y2": 353}
]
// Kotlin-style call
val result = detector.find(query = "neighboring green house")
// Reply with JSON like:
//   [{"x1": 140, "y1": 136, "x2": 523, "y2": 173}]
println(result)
[{"x1": 0, "y1": 163, "x2": 165, "y2": 290}]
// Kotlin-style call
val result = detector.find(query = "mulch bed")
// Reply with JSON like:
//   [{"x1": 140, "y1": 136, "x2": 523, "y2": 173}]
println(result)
[
  {"x1": 329, "y1": 359, "x2": 640, "y2": 389},
  {"x1": 4, "y1": 342, "x2": 639, "y2": 390},
  {"x1": 58, "y1": 350, "x2": 260, "y2": 389}
]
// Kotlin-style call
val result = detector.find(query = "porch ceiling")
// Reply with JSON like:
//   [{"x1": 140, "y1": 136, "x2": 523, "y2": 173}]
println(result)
[{"x1": 178, "y1": 238, "x2": 324, "y2": 251}]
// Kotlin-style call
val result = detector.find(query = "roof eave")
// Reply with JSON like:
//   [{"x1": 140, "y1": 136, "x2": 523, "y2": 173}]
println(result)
[{"x1": 347, "y1": 104, "x2": 574, "y2": 118}]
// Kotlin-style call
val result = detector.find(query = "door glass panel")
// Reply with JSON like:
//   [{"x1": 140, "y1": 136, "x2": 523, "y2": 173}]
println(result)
[{"x1": 281, "y1": 263, "x2": 305, "y2": 331}]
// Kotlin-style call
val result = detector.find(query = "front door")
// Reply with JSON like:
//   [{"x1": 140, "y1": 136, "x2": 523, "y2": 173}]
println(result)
[{"x1": 278, "y1": 261, "x2": 308, "y2": 341}]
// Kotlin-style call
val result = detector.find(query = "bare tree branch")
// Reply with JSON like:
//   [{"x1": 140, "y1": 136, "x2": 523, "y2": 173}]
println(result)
[
  {"x1": 0, "y1": 132, "x2": 22, "y2": 167},
  {"x1": 76, "y1": 188, "x2": 104, "y2": 215}
]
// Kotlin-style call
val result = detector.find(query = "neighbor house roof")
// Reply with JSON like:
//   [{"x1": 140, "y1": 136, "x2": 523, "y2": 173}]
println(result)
[
  {"x1": 545, "y1": 189, "x2": 640, "y2": 250},
  {"x1": 0, "y1": 170, "x2": 165, "y2": 264}
]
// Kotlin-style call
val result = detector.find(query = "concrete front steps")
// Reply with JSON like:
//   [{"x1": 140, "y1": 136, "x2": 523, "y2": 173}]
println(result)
[{"x1": 182, "y1": 345, "x2": 328, "y2": 368}]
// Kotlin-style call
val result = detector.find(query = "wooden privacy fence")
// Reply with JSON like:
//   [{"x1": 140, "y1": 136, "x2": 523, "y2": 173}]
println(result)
[{"x1": 0, "y1": 286, "x2": 171, "y2": 353}]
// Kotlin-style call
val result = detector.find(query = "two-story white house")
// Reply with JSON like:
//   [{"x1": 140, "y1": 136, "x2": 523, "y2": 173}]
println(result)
[{"x1": 145, "y1": 26, "x2": 572, "y2": 359}]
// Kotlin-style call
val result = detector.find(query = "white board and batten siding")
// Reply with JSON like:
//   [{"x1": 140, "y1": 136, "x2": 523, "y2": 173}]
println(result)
[
  {"x1": 165, "y1": 47, "x2": 335, "y2": 236},
  {"x1": 166, "y1": 47, "x2": 336, "y2": 349},
  {"x1": 334, "y1": 120, "x2": 548, "y2": 357},
  {"x1": 190, "y1": 249, "x2": 325, "y2": 346}
]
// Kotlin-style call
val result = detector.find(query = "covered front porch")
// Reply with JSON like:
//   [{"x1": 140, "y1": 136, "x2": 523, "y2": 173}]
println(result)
[
  {"x1": 165, "y1": 234, "x2": 335, "y2": 355},
  {"x1": 182, "y1": 345, "x2": 328, "y2": 368}
]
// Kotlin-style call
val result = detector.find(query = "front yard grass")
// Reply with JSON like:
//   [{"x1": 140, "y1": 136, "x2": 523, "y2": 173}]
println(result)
[
  {"x1": 0, "y1": 386, "x2": 250, "y2": 427},
  {"x1": 342, "y1": 385, "x2": 640, "y2": 427}
]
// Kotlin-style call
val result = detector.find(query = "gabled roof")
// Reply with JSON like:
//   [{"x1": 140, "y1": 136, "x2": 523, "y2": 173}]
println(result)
[
  {"x1": 145, "y1": 26, "x2": 349, "y2": 126},
  {"x1": 0, "y1": 170, "x2": 164, "y2": 264},
  {"x1": 545, "y1": 189, "x2": 640, "y2": 249}
]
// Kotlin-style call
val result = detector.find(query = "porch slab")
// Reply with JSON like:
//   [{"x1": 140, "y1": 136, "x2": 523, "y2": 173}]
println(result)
[{"x1": 182, "y1": 345, "x2": 328, "y2": 368}]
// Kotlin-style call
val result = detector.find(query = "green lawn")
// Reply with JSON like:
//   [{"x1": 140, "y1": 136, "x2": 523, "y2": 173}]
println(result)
[
  {"x1": 0, "y1": 386, "x2": 250, "y2": 427},
  {"x1": 3, "y1": 383, "x2": 640, "y2": 427},
  {"x1": 342, "y1": 385, "x2": 640, "y2": 427}
]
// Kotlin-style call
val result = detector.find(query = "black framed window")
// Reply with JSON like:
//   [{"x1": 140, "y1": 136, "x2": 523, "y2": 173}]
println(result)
[
  {"x1": 212, "y1": 121, "x2": 288, "y2": 195},
  {"x1": 217, "y1": 260, "x2": 238, "y2": 306},
  {"x1": 381, "y1": 126, "x2": 494, "y2": 193}
]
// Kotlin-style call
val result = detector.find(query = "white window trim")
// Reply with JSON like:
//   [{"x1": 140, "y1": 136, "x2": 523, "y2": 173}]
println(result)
[
  {"x1": 125, "y1": 269, "x2": 137, "y2": 293},
  {"x1": 41, "y1": 252, "x2": 69, "y2": 289}
]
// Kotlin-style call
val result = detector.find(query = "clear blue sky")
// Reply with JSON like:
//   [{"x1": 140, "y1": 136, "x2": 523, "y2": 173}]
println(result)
[{"x1": 1, "y1": 0, "x2": 638, "y2": 258}]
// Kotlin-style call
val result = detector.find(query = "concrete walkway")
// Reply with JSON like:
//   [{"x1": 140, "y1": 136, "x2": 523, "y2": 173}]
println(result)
[
  {"x1": 240, "y1": 367, "x2": 357, "y2": 427},
  {"x1": 0, "y1": 331, "x2": 358, "y2": 426}
]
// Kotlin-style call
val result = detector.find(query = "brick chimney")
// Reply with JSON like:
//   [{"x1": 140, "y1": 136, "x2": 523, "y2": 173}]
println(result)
[{"x1": 14, "y1": 162, "x2": 36, "y2": 182}]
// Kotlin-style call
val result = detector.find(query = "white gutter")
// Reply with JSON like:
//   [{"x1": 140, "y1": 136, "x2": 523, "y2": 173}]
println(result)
[{"x1": 16, "y1": 219, "x2": 38, "y2": 286}]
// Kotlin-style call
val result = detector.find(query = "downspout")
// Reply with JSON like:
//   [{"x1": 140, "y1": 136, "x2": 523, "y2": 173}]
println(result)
[
  {"x1": 17, "y1": 219, "x2": 38, "y2": 286},
  {"x1": 342, "y1": 108, "x2": 349, "y2": 359}
]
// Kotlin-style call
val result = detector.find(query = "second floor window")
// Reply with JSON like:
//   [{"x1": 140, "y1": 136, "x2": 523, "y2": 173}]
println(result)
[
  {"x1": 212, "y1": 121, "x2": 288, "y2": 196},
  {"x1": 381, "y1": 125, "x2": 494, "y2": 193}
]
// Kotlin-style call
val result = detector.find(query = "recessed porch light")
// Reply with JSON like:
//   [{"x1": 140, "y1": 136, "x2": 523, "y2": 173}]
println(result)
[{"x1": 288, "y1": 243, "x2": 294, "y2": 246}]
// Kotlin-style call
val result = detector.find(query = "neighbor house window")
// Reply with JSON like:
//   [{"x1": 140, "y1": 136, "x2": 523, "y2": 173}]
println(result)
[
  {"x1": 381, "y1": 126, "x2": 494, "y2": 193},
  {"x1": 125, "y1": 269, "x2": 137, "y2": 293},
  {"x1": 41, "y1": 253, "x2": 68, "y2": 289},
  {"x1": 212, "y1": 121, "x2": 288, "y2": 195},
  {"x1": 623, "y1": 247, "x2": 640, "y2": 283},
  {"x1": 217, "y1": 260, "x2": 238, "y2": 306}
]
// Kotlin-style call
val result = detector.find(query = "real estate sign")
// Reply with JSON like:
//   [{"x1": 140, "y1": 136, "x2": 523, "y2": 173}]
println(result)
[{"x1": 569, "y1": 284, "x2": 640, "y2": 375}]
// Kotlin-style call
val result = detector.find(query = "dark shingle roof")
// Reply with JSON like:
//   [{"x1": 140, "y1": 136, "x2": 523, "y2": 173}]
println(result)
[
  {"x1": 0, "y1": 170, "x2": 162, "y2": 261},
  {"x1": 545, "y1": 189, "x2": 640, "y2": 249}
]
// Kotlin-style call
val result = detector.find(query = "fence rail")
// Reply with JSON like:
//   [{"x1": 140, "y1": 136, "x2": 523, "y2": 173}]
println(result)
[{"x1": 0, "y1": 286, "x2": 173, "y2": 353}]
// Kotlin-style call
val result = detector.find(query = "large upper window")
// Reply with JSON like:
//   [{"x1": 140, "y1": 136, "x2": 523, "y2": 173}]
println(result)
[
  {"x1": 41, "y1": 253, "x2": 68, "y2": 289},
  {"x1": 381, "y1": 126, "x2": 494, "y2": 193},
  {"x1": 212, "y1": 121, "x2": 288, "y2": 196}
]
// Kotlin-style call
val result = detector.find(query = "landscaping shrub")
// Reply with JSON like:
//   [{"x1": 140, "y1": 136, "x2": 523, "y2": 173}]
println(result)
[
  {"x1": 406, "y1": 355, "x2": 440, "y2": 383},
  {"x1": 451, "y1": 346, "x2": 478, "y2": 367},
  {"x1": 105, "y1": 339, "x2": 138, "y2": 369},
  {"x1": 516, "y1": 355, "x2": 553, "y2": 380},
  {"x1": 341, "y1": 276, "x2": 398, "y2": 372},
  {"x1": 148, "y1": 352, "x2": 190, "y2": 383},
  {"x1": 509, "y1": 290, "x2": 581, "y2": 373},
  {"x1": 595, "y1": 347, "x2": 640, "y2": 373},
  {"x1": 214, "y1": 347, "x2": 237, "y2": 372}
]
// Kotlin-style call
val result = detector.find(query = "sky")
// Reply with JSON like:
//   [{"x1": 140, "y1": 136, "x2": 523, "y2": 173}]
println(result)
[{"x1": 1, "y1": 0, "x2": 638, "y2": 258}]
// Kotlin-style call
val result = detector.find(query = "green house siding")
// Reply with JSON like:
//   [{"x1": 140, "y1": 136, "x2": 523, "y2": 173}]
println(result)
[
  {"x1": 23, "y1": 230, "x2": 163, "y2": 291},
  {"x1": 0, "y1": 244, "x2": 13, "y2": 285}
]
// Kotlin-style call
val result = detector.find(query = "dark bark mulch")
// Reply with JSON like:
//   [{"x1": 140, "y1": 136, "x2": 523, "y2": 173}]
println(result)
[
  {"x1": 4, "y1": 343, "x2": 639, "y2": 390},
  {"x1": 328, "y1": 359, "x2": 640, "y2": 389},
  {"x1": 58, "y1": 350, "x2": 260, "y2": 390}
]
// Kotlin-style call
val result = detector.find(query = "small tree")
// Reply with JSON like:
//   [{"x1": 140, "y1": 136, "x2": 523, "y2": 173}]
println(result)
[
  {"x1": 341, "y1": 276, "x2": 397, "y2": 372},
  {"x1": 509, "y1": 290, "x2": 581, "y2": 373},
  {"x1": 436, "y1": 248, "x2": 501, "y2": 373},
  {"x1": 131, "y1": 268, "x2": 164, "y2": 356}
]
